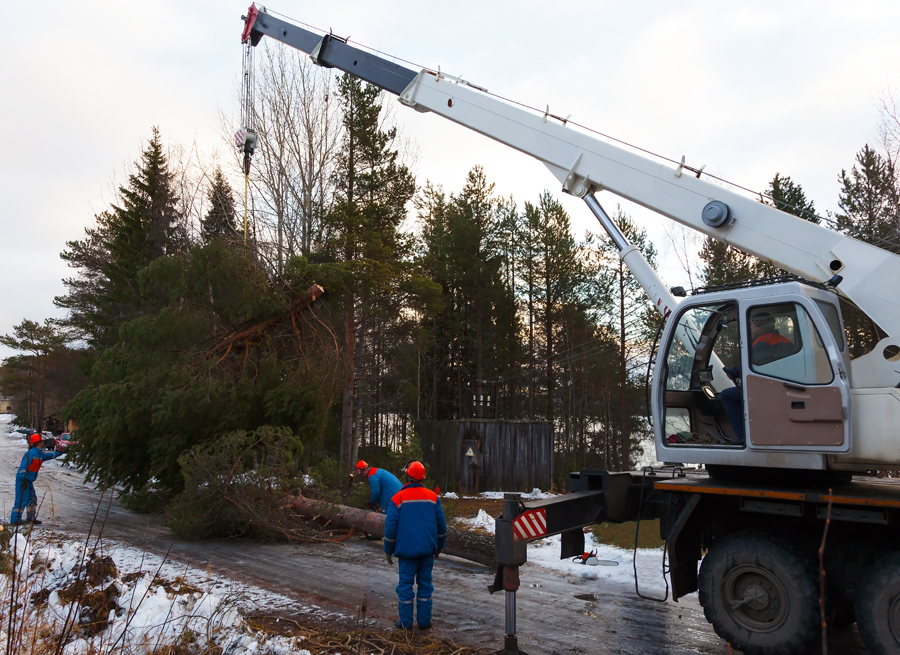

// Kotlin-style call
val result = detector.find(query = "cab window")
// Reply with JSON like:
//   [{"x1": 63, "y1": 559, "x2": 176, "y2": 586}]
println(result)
[
  {"x1": 748, "y1": 303, "x2": 833, "y2": 385},
  {"x1": 814, "y1": 299, "x2": 845, "y2": 352}
]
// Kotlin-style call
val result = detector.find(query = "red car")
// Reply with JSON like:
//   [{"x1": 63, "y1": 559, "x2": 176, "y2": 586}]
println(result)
[{"x1": 47, "y1": 433, "x2": 76, "y2": 452}]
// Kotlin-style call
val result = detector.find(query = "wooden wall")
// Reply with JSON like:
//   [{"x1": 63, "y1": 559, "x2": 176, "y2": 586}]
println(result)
[{"x1": 417, "y1": 419, "x2": 554, "y2": 494}]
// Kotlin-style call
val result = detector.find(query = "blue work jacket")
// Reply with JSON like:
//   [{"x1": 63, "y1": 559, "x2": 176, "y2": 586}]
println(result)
[
  {"x1": 17, "y1": 447, "x2": 61, "y2": 482},
  {"x1": 367, "y1": 467, "x2": 402, "y2": 509},
  {"x1": 384, "y1": 482, "x2": 447, "y2": 558}
]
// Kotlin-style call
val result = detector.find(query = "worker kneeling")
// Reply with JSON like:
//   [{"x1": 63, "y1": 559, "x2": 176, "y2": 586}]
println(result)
[
  {"x1": 355, "y1": 460, "x2": 402, "y2": 513},
  {"x1": 383, "y1": 460, "x2": 447, "y2": 630},
  {"x1": 11, "y1": 434, "x2": 63, "y2": 526}
]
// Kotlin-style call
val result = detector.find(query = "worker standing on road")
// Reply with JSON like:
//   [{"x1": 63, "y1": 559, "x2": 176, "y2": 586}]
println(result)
[
  {"x1": 10, "y1": 434, "x2": 62, "y2": 526},
  {"x1": 383, "y1": 460, "x2": 447, "y2": 630},
  {"x1": 354, "y1": 460, "x2": 402, "y2": 513}
]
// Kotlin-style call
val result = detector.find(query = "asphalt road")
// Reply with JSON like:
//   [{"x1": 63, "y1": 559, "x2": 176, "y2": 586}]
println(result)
[{"x1": 0, "y1": 420, "x2": 870, "y2": 654}]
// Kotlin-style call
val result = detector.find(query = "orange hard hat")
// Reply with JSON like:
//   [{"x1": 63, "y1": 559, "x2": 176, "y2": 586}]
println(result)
[
  {"x1": 28, "y1": 433, "x2": 42, "y2": 446},
  {"x1": 405, "y1": 460, "x2": 426, "y2": 481},
  {"x1": 355, "y1": 460, "x2": 368, "y2": 471}
]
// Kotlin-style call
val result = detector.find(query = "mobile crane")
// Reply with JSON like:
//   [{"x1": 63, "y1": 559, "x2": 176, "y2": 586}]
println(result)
[{"x1": 241, "y1": 7, "x2": 900, "y2": 654}]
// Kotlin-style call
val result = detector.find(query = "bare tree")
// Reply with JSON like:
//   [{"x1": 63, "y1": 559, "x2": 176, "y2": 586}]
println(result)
[
  {"x1": 249, "y1": 44, "x2": 341, "y2": 267},
  {"x1": 662, "y1": 221, "x2": 703, "y2": 291}
]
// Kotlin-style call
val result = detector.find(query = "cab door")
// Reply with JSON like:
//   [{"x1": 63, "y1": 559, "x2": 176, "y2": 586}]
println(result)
[{"x1": 740, "y1": 296, "x2": 851, "y2": 453}]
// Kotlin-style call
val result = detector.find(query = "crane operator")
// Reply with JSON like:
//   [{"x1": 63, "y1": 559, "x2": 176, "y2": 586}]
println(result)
[{"x1": 720, "y1": 313, "x2": 792, "y2": 441}]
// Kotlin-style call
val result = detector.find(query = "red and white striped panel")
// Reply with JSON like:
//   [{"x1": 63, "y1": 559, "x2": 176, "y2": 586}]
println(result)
[
  {"x1": 235, "y1": 129, "x2": 245, "y2": 149},
  {"x1": 512, "y1": 508, "x2": 547, "y2": 542}
]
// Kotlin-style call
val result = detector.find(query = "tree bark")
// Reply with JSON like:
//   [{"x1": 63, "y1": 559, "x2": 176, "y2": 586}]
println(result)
[
  {"x1": 282, "y1": 494, "x2": 496, "y2": 567},
  {"x1": 340, "y1": 295, "x2": 355, "y2": 472}
]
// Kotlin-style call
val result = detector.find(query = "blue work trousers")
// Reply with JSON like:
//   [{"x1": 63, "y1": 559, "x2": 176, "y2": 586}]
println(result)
[
  {"x1": 720, "y1": 386, "x2": 745, "y2": 441},
  {"x1": 10, "y1": 473, "x2": 36, "y2": 523},
  {"x1": 396, "y1": 555, "x2": 434, "y2": 628}
]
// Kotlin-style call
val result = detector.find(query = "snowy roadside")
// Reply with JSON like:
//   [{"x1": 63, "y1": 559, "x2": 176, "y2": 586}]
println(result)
[
  {"x1": 456, "y1": 503, "x2": 670, "y2": 596},
  {"x1": 2, "y1": 529, "x2": 342, "y2": 655}
]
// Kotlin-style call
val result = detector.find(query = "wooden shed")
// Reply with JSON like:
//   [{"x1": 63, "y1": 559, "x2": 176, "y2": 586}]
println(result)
[{"x1": 416, "y1": 419, "x2": 554, "y2": 494}]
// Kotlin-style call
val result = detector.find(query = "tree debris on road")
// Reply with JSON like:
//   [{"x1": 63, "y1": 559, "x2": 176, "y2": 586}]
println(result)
[{"x1": 282, "y1": 494, "x2": 496, "y2": 566}]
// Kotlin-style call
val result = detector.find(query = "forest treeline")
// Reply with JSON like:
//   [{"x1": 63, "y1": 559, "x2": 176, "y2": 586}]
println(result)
[{"x1": 3, "y1": 47, "x2": 900, "y2": 501}]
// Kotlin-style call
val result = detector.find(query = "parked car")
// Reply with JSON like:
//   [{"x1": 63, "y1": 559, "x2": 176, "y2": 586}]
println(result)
[{"x1": 49, "y1": 433, "x2": 77, "y2": 452}]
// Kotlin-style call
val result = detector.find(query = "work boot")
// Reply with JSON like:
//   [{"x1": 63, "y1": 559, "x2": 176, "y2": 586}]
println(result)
[
  {"x1": 29, "y1": 519, "x2": 42, "y2": 526},
  {"x1": 394, "y1": 622, "x2": 412, "y2": 630},
  {"x1": 418, "y1": 623, "x2": 432, "y2": 631}
]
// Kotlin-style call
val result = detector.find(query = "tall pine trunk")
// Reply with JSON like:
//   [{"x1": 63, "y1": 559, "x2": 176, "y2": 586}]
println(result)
[{"x1": 341, "y1": 295, "x2": 355, "y2": 472}]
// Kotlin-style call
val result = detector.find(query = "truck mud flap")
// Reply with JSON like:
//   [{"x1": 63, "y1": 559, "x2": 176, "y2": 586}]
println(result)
[{"x1": 667, "y1": 493, "x2": 704, "y2": 600}]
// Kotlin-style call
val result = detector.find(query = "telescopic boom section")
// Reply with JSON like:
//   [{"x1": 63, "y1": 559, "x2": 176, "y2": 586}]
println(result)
[{"x1": 242, "y1": 7, "x2": 900, "y2": 388}]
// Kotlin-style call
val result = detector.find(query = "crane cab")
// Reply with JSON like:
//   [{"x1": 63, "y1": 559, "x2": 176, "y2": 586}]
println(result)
[{"x1": 651, "y1": 280, "x2": 852, "y2": 472}]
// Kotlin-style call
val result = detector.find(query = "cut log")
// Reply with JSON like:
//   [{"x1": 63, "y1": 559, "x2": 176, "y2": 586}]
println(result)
[{"x1": 282, "y1": 494, "x2": 496, "y2": 567}]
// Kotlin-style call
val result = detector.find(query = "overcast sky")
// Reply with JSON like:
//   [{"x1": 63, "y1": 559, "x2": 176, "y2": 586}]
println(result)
[{"x1": 4, "y1": 0, "x2": 900, "y2": 361}]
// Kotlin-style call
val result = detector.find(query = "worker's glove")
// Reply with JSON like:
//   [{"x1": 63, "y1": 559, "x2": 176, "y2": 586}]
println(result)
[
  {"x1": 435, "y1": 550, "x2": 442, "y2": 560},
  {"x1": 385, "y1": 552, "x2": 394, "y2": 566},
  {"x1": 366, "y1": 501, "x2": 377, "y2": 511}
]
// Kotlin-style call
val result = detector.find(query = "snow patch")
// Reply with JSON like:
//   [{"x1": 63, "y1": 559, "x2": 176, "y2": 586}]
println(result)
[
  {"x1": 460, "y1": 509, "x2": 496, "y2": 533},
  {"x1": 525, "y1": 532, "x2": 669, "y2": 595},
  {"x1": 469, "y1": 488, "x2": 555, "y2": 500},
  {"x1": 0, "y1": 533, "x2": 335, "y2": 654},
  {"x1": 441, "y1": 491, "x2": 458, "y2": 499}
]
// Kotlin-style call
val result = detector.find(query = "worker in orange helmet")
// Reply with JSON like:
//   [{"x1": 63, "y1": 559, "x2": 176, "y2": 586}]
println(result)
[
  {"x1": 10, "y1": 433, "x2": 63, "y2": 526},
  {"x1": 383, "y1": 460, "x2": 447, "y2": 630},
  {"x1": 354, "y1": 460, "x2": 402, "y2": 513}
]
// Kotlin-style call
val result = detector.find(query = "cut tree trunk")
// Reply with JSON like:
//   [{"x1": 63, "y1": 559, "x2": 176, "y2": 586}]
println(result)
[{"x1": 282, "y1": 494, "x2": 496, "y2": 567}]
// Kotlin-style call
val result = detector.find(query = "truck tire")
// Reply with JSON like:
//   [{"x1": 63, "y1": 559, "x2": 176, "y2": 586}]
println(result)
[
  {"x1": 855, "y1": 552, "x2": 900, "y2": 654},
  {"x1": 698, "y1": 532, "x2": 819, "y2": 655}
]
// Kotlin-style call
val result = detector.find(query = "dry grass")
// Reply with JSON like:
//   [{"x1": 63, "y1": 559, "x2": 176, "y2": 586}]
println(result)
[
  {"x1": 246, "y1": 613, "x2": 491, "y2": 655},
  {"x1": 592, "y1": 520, "x2": 665, "y2": 550}
]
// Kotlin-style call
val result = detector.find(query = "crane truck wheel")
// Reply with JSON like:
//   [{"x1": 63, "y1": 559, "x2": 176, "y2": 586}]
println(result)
[
  {"x1": 855, "y1": 552, "x2": 900, "y2": 654},
  {"x1": 698, "y1": 532, "x2": 819, "y2": 655}
]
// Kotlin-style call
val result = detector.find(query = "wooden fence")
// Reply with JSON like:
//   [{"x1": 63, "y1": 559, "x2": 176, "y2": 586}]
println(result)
[{"x1": 416, "y1": 419, "x2": 554, "y2": 494}]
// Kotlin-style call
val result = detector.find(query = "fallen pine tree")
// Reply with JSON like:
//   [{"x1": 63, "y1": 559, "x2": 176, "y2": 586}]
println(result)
[{"x1": 282, "y1": 494, "x2": 496, "y2": 567}]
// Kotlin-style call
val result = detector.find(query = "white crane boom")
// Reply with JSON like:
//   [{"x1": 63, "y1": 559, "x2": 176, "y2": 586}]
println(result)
[{"x1": 242, "y1": 8, "x2": 900, "y2": 389}]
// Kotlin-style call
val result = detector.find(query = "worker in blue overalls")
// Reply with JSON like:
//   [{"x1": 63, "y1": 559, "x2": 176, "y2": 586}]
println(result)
[
  {"x1": 354, "y1": 460, "x2": 402, "y2": 513},
  {"x1": 11, "y1": 433, "x2": 62, "y2": 526},
  {"x1": 383, "y1": 460, "x2": 447, "y2": 630}
]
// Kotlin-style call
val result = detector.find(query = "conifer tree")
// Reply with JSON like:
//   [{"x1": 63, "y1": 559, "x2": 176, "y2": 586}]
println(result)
[
  {"x1": 202, "y1": 167, "x2": 239, "y2": 242},
  {"x1": 836, "y1": 145, "x2": 900, "y2": 356},
  {"x1": 591, "y1": 207, "x2": 657, "y2": 469},
  {"x1": 325, "y1": 75, "x2": 416, "y2": 471},
  {"x1": 56, "y1": 128, "x2": 183, "y2": 347},
  {"x1": 0, "y1": 319, "x2": 84, "y2": 429},
  {"x1": 837, "y1": 145, "x2": 900, "y2": 253}
]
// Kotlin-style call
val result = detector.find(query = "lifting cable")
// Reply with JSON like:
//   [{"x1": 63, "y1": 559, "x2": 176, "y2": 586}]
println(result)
[
  {"x1": 239, "y1": 27, "x2": 258, "y2": 246},
  {"x1": 264, "y1": 7, "x2": 900, "y2": 253}
]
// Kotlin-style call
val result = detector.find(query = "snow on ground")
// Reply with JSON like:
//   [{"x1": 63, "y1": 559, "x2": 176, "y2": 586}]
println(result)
[
  {"x1": 457, "y1": 506, "x2": 670, "y2": 595},
  {"x1": 525, "y1": 533, "x2": 670, "y2": 595},
  {"x1": 459, "y1": 509, "x2": 495, "y2": 533},
  {"x1": 468, "y1": 488, "x2": 555, "y2": 500},
  {"x1": 0, "y1": 530, "x2": 333, "y2": 655}
]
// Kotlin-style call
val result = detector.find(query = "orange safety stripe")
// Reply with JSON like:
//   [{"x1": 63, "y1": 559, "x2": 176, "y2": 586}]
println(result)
[
  {"x1": 753, "y1": 333, "x2": 791, "y2": 346},
  {"x1": 367, "y1": 468, "x2": 378, "y2": 478},
  {"x1": 27, "y1": 459, "x2": 42, "y2": 473},
  {"x1": 392, "y1": 486, "x2": 438, "y2": 506},
  {"x1": 654, "y1": 480, "x2": 900, "y2": 509}
]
